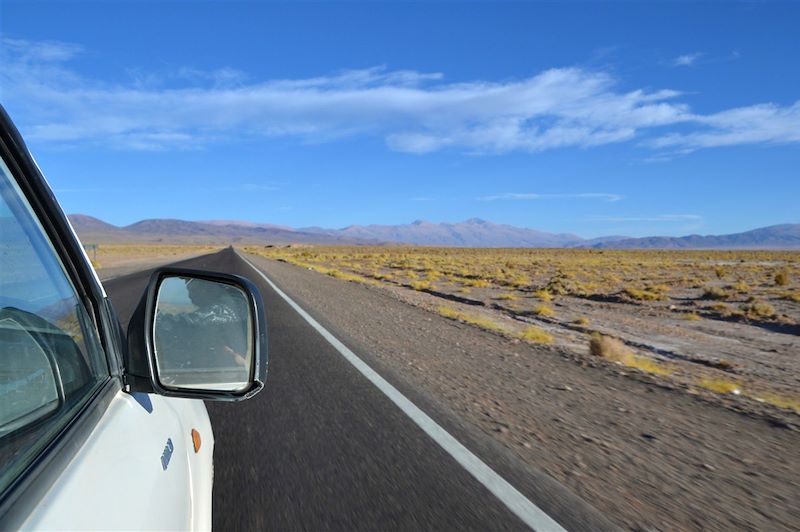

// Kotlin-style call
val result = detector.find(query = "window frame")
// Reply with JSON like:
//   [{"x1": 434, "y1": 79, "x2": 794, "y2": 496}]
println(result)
[{"x1": 0, "y1": 107, "x2": 124, "y2": 524}]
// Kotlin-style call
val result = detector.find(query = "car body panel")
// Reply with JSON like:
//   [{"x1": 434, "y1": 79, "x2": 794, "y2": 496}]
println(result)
[{"x1": 19, "y1": 391, "x2": 214, "y2": 530}]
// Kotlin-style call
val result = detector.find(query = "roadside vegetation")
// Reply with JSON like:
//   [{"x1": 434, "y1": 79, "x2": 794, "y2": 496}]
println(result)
[
  {"x1": 89, "y1": 244, "x2": 223, "y2": 271},
  {"x1": 245, "y1": 245, "x2": 800, "y2": 416}
]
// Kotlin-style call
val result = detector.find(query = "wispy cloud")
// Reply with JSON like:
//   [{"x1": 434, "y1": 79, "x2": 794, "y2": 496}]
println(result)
[
  {"x1": 589, "y1": 214, "x2": 702, "y2": 223},
  {"x1": 672, "y1": 53, "x2": 702, "y2": 67},
  {"x1": 647, "y1": 102, "x2": 800, "y2": 151},
  {"x1": 479, "y1": 192, "x2": 623, "y2": 202},
  {"x1": 410, "y1": 196, "x2": 434, "y2": 202},
  {"x1": 2, "y1": 37, "x2": 799, "y2": 155}
]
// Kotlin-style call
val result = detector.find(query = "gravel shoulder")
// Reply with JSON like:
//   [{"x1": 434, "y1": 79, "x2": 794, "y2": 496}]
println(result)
[
  {"x1": 95, "y1": 251, "x2": 213, "y2": 280},
  {"x1": 246, "y1": 253, "x2": 800, "y2": 531}
]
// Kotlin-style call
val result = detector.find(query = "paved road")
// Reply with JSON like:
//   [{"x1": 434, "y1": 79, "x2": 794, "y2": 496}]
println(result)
[{"x1": 103, "y1": 248, "x2": 613, "y2": 531}]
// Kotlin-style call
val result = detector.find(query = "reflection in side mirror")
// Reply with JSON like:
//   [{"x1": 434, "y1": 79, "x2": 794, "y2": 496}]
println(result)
[
  {"x1": 126, "y1": 267, "x2": 267, "y2": 401},
  {"x1": 154, "y1": 276, "x2": 253, "y2": 392},
  {"x1": 0, "y1": 315, "x2": 61, "y2": 437}
]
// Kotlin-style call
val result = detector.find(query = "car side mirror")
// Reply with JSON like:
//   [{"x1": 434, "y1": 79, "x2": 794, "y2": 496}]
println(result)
[{"x1": 125, "y1": 268, "x2": 267, "y2": 401}]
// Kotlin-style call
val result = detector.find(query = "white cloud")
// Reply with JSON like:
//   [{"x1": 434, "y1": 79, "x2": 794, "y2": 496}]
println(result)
[
  {"x1": 479, "y1": 193, "x2": 623, "y2": 202},
  {"x1": 2, "y1": 37, "x2": 84, "y2": 62},
  {"x1": 673, "y1": 53, "x2": 702, "y2": 67},
  {"x1": 648, "y1": 102, "x2": 800, "y2": 150},
  {"x1": 2, "y1": 37, "x2": 799, "y2": 155}
]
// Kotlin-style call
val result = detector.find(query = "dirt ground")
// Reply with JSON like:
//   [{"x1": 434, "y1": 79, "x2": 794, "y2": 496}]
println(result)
[
  {"x1": 244, "y1": 252, "x2": 800, "y2": 531},
  {"x1": 246, "y1": 246, "x2": 800, "y2": 417},
  {"x1": 90, "y1": 244, "x2": 222, "y2": 279}
]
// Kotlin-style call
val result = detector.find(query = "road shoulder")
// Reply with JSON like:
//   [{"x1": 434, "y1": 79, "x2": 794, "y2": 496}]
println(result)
[{"x1": 244, "y1": 252, "x2": 800, "y2": 531}]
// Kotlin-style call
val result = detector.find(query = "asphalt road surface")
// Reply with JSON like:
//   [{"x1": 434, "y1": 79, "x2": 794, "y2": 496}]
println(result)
[{"x1": 103, "y1": 248, "x2": 614, "y2": 531}]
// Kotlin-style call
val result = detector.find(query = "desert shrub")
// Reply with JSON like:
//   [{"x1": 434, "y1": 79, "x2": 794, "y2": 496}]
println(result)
[
  {"x1": 545, "y1": 274, "x2": 574, "y2": 295},
  {"x1": 741, "y1": 301, "x2": 776, "y2": 319},
  {"x1": 533, "y1": 304, "x2": 555, "y2": 317},
  {"x1": 518, "y1": 326, "x2": 553, "y2": 344},
  {"x1": 727, "y1": 281, "x2": 750, "y2": 293},
  {"x1": 410, "y1": 281, "x2": 431, "y2": 291},
  {"x1": 624, "y1": 287, "x2": 667, "y2": 301},
  {"x1": 775, "y1": 270, "x2": 790, "y2": 286},
  {"x1": 702, "y1": 286, "x2": 731, "y2": 300},
  {"x1": 784, "y1": 291, "x2": 800, "y2": 302},
  {"x1": 589, "y1": 334, "x2": 671, "y2": 375},
  {"x1": 714, "y1": 266, "x2": 726, "y2": 279},
  {"x1": 708, "y1": 302, "x2": 735, "y2": 317},
  {"x1": 509, "y1": 276, "x2": 529, "y2": 289},
  {"x1": 534, "y1": 290, "x2": 553, "y2": 302},
  {"x1": 590, "y1": 334, "x2": 630, "y2": 359}
]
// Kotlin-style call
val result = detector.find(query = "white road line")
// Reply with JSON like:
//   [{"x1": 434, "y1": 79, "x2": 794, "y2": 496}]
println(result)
[{"x1": 238, "y1": 252, "x2": 566, "y2": 532}]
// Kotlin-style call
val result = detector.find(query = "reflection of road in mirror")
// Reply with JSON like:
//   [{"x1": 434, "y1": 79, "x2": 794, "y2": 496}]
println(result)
[{"x1": 153, "y1": 276, "x2": 252, "y2": 391}]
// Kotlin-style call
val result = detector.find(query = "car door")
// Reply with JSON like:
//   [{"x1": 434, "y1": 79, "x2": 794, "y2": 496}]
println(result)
[{"x1": 0, "y1": 110, "x2": 212, "y2": 530}]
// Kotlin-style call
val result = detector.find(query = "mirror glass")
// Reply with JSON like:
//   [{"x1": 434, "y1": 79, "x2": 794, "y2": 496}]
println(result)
[
  {"x1": 153, "y1": 276, "x2": 253, "y2": 392},
  {"x1": 0, "y1": 317, "x2": 60, "y2": 436}
]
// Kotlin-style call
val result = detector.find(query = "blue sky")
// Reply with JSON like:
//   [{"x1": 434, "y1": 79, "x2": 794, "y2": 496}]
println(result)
[{"x1": 1, "y1": 1, "x2": 798, "y2": 238}]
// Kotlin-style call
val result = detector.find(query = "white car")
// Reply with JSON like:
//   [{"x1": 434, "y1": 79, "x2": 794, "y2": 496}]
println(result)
[{"x1": 0, "y1": 106, "x2": 268, "y2": 530}]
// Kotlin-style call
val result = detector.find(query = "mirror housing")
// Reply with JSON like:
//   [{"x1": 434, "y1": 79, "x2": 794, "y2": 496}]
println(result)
[{"x1": 125, "y1": 268, "x2": 267, "y2": 401}]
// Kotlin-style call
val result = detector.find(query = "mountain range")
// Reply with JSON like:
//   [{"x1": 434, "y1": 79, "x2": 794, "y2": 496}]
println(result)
[{"x1": 66, "y1": 214, "x2": 800, "y2": 249}]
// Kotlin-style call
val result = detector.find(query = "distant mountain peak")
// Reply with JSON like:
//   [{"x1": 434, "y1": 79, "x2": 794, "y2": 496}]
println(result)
[{"x1": 66, "y1": 214, "x2": 800, "y2": 249}]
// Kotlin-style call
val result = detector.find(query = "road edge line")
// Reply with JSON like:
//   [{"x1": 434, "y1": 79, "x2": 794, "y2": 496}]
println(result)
[{"x1": 238, "y1": 252, "x2": 566, "y2": 532}]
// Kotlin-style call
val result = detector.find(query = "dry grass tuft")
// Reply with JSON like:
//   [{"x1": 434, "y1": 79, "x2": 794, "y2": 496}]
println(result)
[
  {"x1": 741, "y1": 301, "x2": 776, "y2": 319},
  {"x1": 589, "y1": 334, "x2": 672, "y2": 375},
  {"x1": 624, "y1": 287, "x2": 667, "y2": 301},
  {"x1": 784, "y1": 291, "x2": 800, "y2": 303},
  {"x1": 681, "y1": 312, "x2": 702, "y2": 321},
  {"x1": 696, "y1": 377, "x2": 742, "y2": 395},
  {"x1": 533, "y1": 304, "x2": 555, "y2": 317},
  {"x1": 534, "y1": 290, "x2": 553, "y2": 302},
  {"x1": 589, "y1": 334, "x2": 630, "y2": 359},
  {"x1": 702, "y1": 286, "x2": 731, "y2": 301},
  {"x1": 774, "y1": 270, "x2": 790, "y2": 287},
  {"x1": 518, "y1": 326, "x2": 554, "y2": 344},
  {"x1": 437, "y1": 306, "x2": 507, "y2": 334},
  {"x1": 410, "y1": 280, "x2": 432, "y2": 291},
  {"x1": 757, "y1": 393, "x2": 800, "y2": 414}
]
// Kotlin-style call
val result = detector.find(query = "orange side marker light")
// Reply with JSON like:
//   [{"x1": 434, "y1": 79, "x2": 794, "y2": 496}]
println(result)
[{"x1": 191, "y1": 429, "x2": 202, "y2": 453}]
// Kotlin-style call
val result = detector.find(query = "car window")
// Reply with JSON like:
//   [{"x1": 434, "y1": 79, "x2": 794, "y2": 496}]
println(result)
[{"x1": 0, "y1": 154, "x2": 109, "y2": 495}]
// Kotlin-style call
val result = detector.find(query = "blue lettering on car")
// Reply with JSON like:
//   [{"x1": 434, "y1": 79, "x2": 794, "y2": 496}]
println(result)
[{"x1": 160, "y1": 438, "x2": 174, "y2": 471}]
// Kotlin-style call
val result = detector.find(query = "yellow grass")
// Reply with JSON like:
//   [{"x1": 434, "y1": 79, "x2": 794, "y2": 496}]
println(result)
[
  {"x1": 534, "y1": 290, "x2": 553, "y2": 301},
  {"x1": 624, "y1": 287, "x2": 667, "y2": 301},
  {"x1": 410, "y1": 280, "x2": 432, "y2": 291},
  {"x1": 757, "y1": 393, "x2": 800, "y2": 414},
  {"x1": 437, "y1": 306, "x2": 508, "y2": 334},
  {"x1": 518, "y1": 326, "x2": 553, "y2": 344},
  {"x1": 589, "y1": 334, "x2": 672, "y2": 376},
  {"x1": 696, "y1": 377, "x2": 741, "y2": 395}
]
